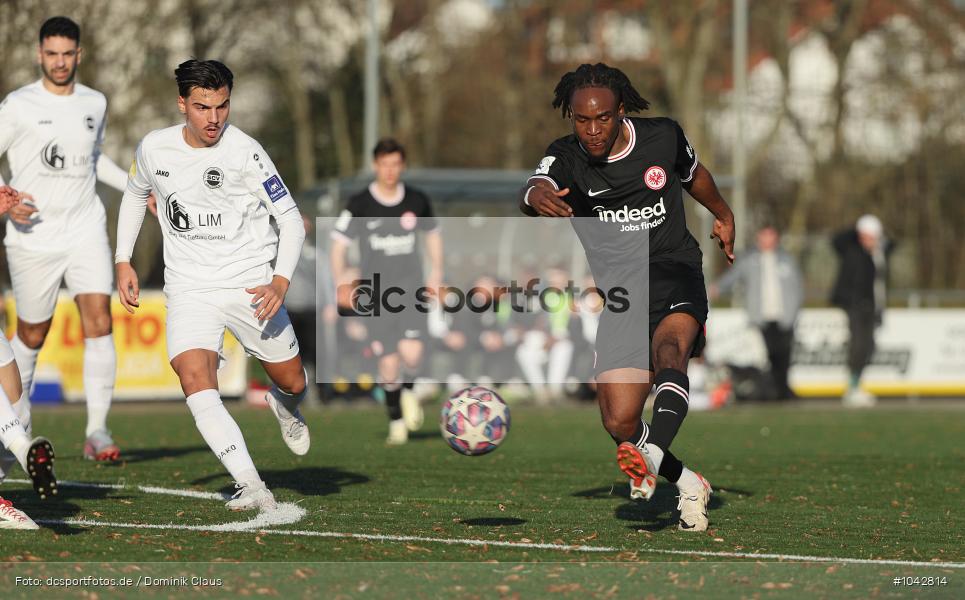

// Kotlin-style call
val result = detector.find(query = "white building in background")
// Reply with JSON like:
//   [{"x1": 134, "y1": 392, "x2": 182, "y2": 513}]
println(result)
[{"x1": 713, "y1": 14, "x2": 965, "y2": 181}]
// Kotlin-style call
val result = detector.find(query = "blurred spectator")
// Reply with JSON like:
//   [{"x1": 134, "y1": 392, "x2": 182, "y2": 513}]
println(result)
[
  {"x1": 831, "y1": 215, "x2": 894, "y2": 407},
  {"x1": 515, "y1": 267, "x2": 575, "y2": 404},
  {"x1": 711, "y1": 226, "x2": 803, "y2": 400},
  {"x1": 430, "y1": 276, "x2": 518, "y2": 391}
]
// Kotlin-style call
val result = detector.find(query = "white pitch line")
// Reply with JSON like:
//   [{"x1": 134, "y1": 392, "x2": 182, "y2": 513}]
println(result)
[
  {"x1": 8, "y1": 478, "x2": 225, "y2": 501},
  {"x1": 30, "y1": 517, "x2": 965, "y2": 568},
  {"x1": 641, "y1": 548, "x2": 965, "y2": 570},
  {"x1": 10, "y1": 478, "x2": 305, "y2": 530},
  {"x1": 11, "y1": 479, "x2": 965, "y2": 568}
]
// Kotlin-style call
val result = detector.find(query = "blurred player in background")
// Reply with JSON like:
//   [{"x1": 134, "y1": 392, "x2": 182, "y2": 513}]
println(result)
[
  {"x1": 0, "y1": 185, "x2": 58, "y2": 530},
  {"x1": 115, "y1": 59, "x2": 307, "y2": 511},
  {"x1": 711, "y1": 225, "x2": 803, "y2": 400},
  {"x1": 0, "y1": 16, "x2": 136, "y2": 462},
  {"x1": 331, "y1": 139, "x2": 443, "y2": 445},
  {"x1": 521, "y1": 63, "x2": 735, "y2": 531},
  {"x1": 831, "y1": 214, "x2": 893, "y2": 407}
]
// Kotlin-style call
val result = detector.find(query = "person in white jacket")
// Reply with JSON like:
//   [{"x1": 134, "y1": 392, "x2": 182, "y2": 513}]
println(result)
[
  {"x1": 115, "y1": 59, "x2": 307, "y2": 512},
  {"x1": 0, "y1": 17, "x2": 136, "y2": 462}
]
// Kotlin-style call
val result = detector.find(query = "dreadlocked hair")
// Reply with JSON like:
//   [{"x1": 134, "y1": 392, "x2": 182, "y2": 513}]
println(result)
[{"x1": 552, "y1": 63, "x2": 650, "y2": 118}]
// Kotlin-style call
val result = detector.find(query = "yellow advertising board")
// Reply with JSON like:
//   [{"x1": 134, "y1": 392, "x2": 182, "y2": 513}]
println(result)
[{"x1": 4, "y1": 291, "x2": 247, "y2": 401}]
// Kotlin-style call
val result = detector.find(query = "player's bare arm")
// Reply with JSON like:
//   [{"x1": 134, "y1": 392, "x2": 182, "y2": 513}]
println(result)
[
  {"x1": 424, "y1": 229, "x2": 444, "y2": 294},
  {"x1": 518, "y1": 178, "x2": 572, "y2": 217},
  {"x1": 685, "y1": 162, "x2": 736, "y2": 263}
]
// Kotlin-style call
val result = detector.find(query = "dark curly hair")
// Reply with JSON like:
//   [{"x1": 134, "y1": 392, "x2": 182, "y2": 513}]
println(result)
[{"x1": 552, "y1": 63, "x2": 650, "y2": 118}]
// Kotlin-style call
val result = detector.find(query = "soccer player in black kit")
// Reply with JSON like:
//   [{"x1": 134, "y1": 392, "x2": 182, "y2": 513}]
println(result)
[
  {"x1": 520, "y1": 64, "x2": 736, "y2": 531},
  {"x1": 331, "y1": 139, "x2": 443, "y2": 444}
]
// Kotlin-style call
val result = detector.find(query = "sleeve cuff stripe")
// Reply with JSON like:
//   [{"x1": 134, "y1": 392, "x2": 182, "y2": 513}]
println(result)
[
  {"x1": 529, "y1": 175, "x2": 559, "y2": 190},
  {"x1": 330, "y1": 230, "x2": 353, "y2": 243},
  {"x1": 681, "y1": 154, "x2": 699, "y2": 183}
]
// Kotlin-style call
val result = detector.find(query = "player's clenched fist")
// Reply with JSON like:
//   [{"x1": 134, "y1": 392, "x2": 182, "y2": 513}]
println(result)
[
  {"x1": 527, "y1": 184, "x2": 573, "y2": 217},
  {"x1": 116, "y1": 261, "x2": 140, "y2": 314},
  {"x1": 0, "y1": 185, "x2": 21, "y2": 215}
]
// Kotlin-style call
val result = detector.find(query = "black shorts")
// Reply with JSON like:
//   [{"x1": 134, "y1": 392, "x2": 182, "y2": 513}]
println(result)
[
  {"x1": 593, "y1": 261, "x2": 708, "y2": 376},
  {"x1": 365, "y1": 306, "x2": 426, "y2": 356}
]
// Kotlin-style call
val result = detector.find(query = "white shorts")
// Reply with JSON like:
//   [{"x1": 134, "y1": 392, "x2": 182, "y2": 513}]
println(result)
[
  {"x1": 0, "y1": 336, "x2": 15, "y2": 367},
  {"x1": 165, "y1": 287, "x2": 300, "y2": 365},
  {"x1": 6, "y1": 231, "x2": 114, "y2": 324}
]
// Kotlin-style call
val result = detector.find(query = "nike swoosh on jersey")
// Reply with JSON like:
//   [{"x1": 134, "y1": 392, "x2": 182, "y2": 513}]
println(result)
[
  {"x1": 669, "y1": 302, "x2": 692, "y2": 310},
  {"x1": 587, "y1": 188, "x2": 611, "y2": 197},
  {"x1": 657, "y1": 407, "x2": 678, "y2": 414}
]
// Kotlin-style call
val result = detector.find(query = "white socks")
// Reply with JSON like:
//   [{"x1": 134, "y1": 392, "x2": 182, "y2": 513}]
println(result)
[
  {"x1": 83, "y1": 334, "x2": 116, "y2": 437},
  {"x1": 676, "y1": 467, "x2": 702, "y2": 492},
  {"x1": 12, "y1": 333, "x2": 116, "y2": 437},
  {"x1": 644, "y1": 442, "x2": 665, "y2": 475},
  {"x1": 0, "y1": 386, "x2": 31, "y2": 471},
  {"x1": 10, "y1": 335, "x2": 39, "y2": 401},
  {"x1": 186, "y1": 389, "x2": 261, "y2": 487}
]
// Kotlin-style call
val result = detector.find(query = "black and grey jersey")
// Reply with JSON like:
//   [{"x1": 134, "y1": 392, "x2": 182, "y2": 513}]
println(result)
[
  {"x1": 530, "y1": 117, "x2": 701, "y2": 286},
  {"x1": 332, "y1": 184, "x2": 438, "y2": 284}
]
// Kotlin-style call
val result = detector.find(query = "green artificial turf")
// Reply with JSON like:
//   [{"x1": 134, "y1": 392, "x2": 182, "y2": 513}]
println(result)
[{"x1": 0, "y1": 402, "x2": 961, "y2": 598}]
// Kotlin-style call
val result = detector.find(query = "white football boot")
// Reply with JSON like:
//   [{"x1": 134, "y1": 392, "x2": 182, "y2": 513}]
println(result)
[
  {"x1": 843, "y1": 388, "x2": 877, "y2": 408},
  {"x1": 265, "y1": 393, "x2": 310, "y2": 456},
  {"x1": 676, "y1": 472, "x2": 713, "y2": 532},
  {"x1": 401, "y1": 388, "x2": 424, "y2": 432},
  {"x1": 616, "y1": 442, "x2": 658, "y2": 501},
  {"x1": 0, "y1": 497, "x2": 39, "y2": 530},
  {"x1": 225, "y1": 482, "x2": 277, "y2": 511},
  {"x1": 386, "y1": 418, "x2": 408, "y2": 445}
]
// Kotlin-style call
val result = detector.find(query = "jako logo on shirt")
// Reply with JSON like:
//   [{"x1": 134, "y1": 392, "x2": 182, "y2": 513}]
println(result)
[{"x1": 594, "y1": 198, "x2": 666, "y2": 223}]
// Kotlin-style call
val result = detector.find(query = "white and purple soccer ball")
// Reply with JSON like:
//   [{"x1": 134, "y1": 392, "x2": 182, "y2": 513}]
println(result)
[{"x1": 440, "y1": 386, "x2": 510, "y2": 456}]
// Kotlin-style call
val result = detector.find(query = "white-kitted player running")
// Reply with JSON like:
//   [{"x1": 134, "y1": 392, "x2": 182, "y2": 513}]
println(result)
[
  {"x1": 0, "y1": 16, "x2": 132, "y2": 462},
  {"x1": 0, "y1": 184, "x2": 58, "y2": 530},
  {"x1": 115, "y1": 59, "x2": 309, "y2": 512}
]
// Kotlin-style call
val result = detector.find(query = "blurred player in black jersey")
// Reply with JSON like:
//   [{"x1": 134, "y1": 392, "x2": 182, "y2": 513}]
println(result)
[
  {"x1": 520, "y1": 64, "x2": 735, "y2": 532},
  {"x1": 331, "y1": 139, "x2": 443, "y2": 444}
]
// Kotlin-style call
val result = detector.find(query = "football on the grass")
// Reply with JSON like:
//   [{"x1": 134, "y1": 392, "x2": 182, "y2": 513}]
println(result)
[{"x1": 440, "y1": 386, "x2": 510, "y2": 456}]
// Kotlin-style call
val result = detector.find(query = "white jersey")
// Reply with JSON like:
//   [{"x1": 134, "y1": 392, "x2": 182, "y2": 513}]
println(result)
[
  {"x1": 0, "y1": 80, "x2": 125, "y2": 252},
  {"x1": 123, "y1": 124, "x2": 298, "y2": 294}
]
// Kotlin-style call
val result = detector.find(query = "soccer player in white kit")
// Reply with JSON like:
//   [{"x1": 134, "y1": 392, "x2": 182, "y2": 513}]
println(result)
[
  {"x1": 0, "y1": 185, "x2": 58, "y2": 530},
  {"x1": 115, "y1": 59, "x2": 309, "y2": 511},
  {"x1": 0, "y1": 17, "x2": 132, "y2": 462}
]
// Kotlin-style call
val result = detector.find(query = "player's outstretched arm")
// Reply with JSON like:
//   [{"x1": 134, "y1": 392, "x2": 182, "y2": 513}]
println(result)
[
  {"x1": 518, "y1": 179, "x2": 572, "y2": 218},
  {"x1": 684, "y1": 163, "x2": 735, "y2": 264}
]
